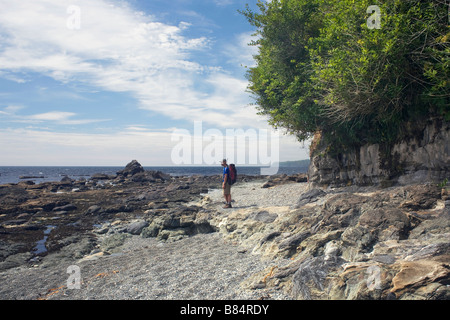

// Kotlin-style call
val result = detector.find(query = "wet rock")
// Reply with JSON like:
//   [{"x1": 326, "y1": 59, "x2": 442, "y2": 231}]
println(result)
[
  {"x1": 18, "y1": 181, "x2": 35, "y2": 186},
  {"x1": 104, "y1": 204, "x2": 134, "y2": 214},
  {"x1": 40, "y1": 202, "x2": 56, "y2": 212},
  {"x1": 94, "y1": 226, "x2": 109, "y2": 235},
  {"x1": 0, "y1": 185, "x2": 30, "y2": 205},
  {"x1": 19, "y1": 176, "x2": 44, "y2": 180},
  {"x1": 139, "y1": 171, "x2": 171, "y2": 182},
  {"x1": 2, "y1": 219, "x2": 28, "y2": 227},
  {"x1": 0, "y1": 241, "x2": 26, "y2": 260},
  {"x1": 91, "y1": 173, "x2": 115, "y2": 180},
  {"x1": 85, "y1": 205, "x2": 102, "y2": 215},
  {"x1": 153, "y1": 171, "x2": 171, "y2": 181},
  {"x1": 44, "y1": 236, "x2": 97, "y2": 265},
  {"x1": 60, "y1": 176, "x2": 74, "y2": 184},
  {"x1": 0, "y1": 252, "x2": 33, "y2": 271},
  {"x1": 166, "y1": 183, "x2": 190, "y2": 192},
  {"x1": 52, "y1": 204, "x2": 77, "y2": 212},
  {"x1": 130, "y1": 172, "x2": 154, "y2": 183}
]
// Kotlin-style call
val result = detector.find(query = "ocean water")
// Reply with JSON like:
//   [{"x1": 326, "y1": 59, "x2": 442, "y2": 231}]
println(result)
[{"x1": 0, "y1": 166, "x2": 308, "y2": 185}]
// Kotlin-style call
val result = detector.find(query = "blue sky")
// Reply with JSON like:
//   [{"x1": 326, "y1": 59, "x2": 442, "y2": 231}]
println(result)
[{"x1": 0, "y1": 0, "x2": 310, "y2": 166}]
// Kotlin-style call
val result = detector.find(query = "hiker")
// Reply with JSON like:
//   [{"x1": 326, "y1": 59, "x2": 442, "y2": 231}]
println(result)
[{"x1": 221, "y1": 159, "x2": 232, "y2": 208}]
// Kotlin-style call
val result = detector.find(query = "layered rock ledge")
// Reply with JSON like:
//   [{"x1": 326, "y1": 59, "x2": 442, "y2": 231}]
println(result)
[
  {"x1": 205, "y1": 182, "x2": 449, "y2": 299},
  {"x1": 308, "y1": 117, "x2": 449, "y2": 188}
]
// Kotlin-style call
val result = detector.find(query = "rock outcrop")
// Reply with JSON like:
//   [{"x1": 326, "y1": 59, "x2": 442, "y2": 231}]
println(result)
[
  {"x1": 308, "y1": 117, "x2": 449, "y2": 187},
  {"x1": 204, "y1": 182, "x2": 450, "y2": 300},
  {"x1": 116, "y1": 160, "x2": 145, "y2": 177},
  {"x1": 115, "y1": 160, "x2": 171, "y2": 183}
]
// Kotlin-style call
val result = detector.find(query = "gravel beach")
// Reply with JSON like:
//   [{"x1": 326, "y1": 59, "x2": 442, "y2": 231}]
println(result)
[
  {"x1": 0, "y1": 233, "x2": 290, "y2": 300},
  {"x1": 207, "y1": 181, "x2": 309, "y2": 208},
  {"x1": 0, "y1": 180, "x2": 300, "y2": 300}
]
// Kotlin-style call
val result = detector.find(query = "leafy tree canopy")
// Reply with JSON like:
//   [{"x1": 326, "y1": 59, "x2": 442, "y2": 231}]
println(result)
[{"x1": 241, "y1": 0, "x2": 449, "y2": 150}]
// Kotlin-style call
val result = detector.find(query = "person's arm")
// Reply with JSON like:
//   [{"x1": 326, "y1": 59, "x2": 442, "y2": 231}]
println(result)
[{"x1": 223, "y1": 173, "x2": 228, "y2": 188}]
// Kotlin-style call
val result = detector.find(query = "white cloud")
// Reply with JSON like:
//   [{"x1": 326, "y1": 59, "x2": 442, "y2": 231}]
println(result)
[
  {"x1": 28, "y1": 111, "x2": 76, "y2": 121},
  {"x1": 0, "y1": 127, "x2": 175, "y2": 166},
  {"x1": 0, "y1": 108, "x2": 111, "y2": 125},
  {"x1": 0, "y1": 0, "x2": 309, "y2": 165},
  {"x1": 0, "y1": 0, "x2": 265, "y2": 130},
  {"x1": 0, "y1": 105, "x2": 111, "y2": 125},
  {"x1": 0, "y1": 125, "x2": 308, "y2": 166},
  {"x1": 0, "y1": 105, "x2": 24, "y2": 115},
  {"x1": 31, "y1": 112, "x2": 110, "y2": 125},
  {"x1": 213, "y1": 0, "x2": 235, "y2": 7}
]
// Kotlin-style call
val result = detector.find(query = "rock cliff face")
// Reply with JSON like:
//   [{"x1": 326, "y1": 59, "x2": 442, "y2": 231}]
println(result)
[{"x1": 308, "y1": 117, "x2": 449, "y2": 187}]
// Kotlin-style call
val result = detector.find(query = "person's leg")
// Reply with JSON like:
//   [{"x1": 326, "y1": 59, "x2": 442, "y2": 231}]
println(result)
[
  {"x1": 223, "y1": 183, "x2": 231, "y2": 208},
  {"x1": 227, "y1": 194, "x2": 232, "y2": 207},
  {"x1": 223, "y1": 180, "x2": 227, "y2": 203}
]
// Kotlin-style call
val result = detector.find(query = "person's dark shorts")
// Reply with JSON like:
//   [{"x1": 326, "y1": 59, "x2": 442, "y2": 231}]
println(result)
[{"x1": 223, "y1": 182, "x2": 231, "y2": 195}]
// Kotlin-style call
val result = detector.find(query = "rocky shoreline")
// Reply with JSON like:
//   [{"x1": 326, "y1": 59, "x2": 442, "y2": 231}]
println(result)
[
  {"x1": 210, "y1": 182, "x2": 450, "y2": 300},
  {"x1": 0, "y1": 160, "x2": 263, "y2": 271},
  {"x1": 0, "y1": 160, "x2": 448, "y2": 300}
]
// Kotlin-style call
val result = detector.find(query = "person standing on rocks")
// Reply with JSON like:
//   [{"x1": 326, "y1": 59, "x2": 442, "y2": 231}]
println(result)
[{"x1": 221, "y1": 159, "x2": 232, "y2": 208}]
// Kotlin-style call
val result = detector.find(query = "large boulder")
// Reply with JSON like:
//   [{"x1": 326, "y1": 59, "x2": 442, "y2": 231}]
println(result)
[{"x1": 117, "y1": 160, "x2": 145, "y2": 177}]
